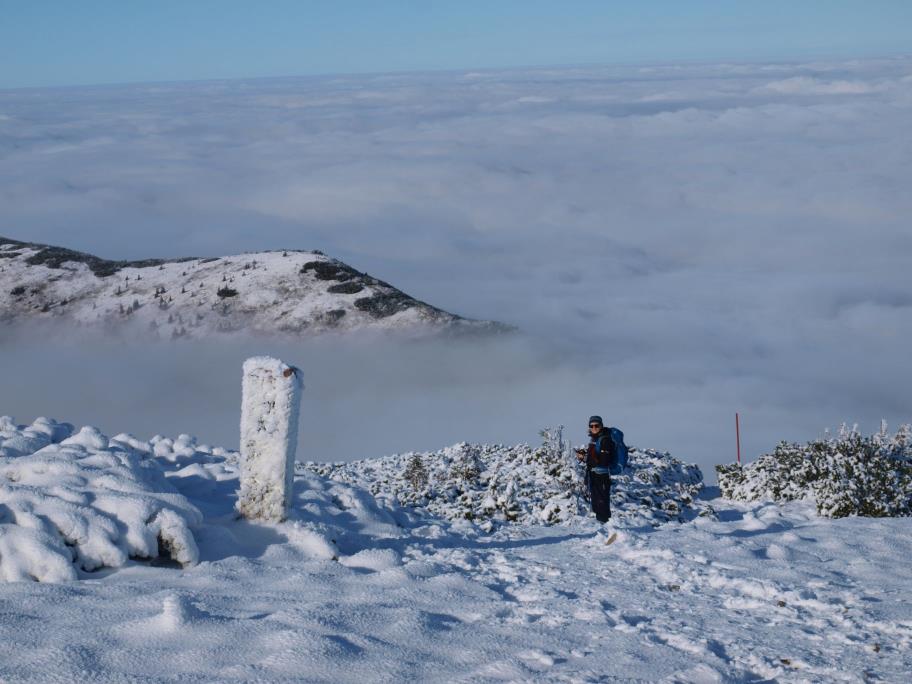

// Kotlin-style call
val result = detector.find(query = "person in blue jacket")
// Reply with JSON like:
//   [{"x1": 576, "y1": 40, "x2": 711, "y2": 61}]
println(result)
[{"x1": 576, "y1": 415, "x2": 615, "y2": 523}]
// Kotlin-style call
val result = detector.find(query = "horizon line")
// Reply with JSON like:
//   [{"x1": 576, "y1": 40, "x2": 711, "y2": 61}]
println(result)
[{"x1": 3, "y1": 49, "x2": 909, "y2": 94}]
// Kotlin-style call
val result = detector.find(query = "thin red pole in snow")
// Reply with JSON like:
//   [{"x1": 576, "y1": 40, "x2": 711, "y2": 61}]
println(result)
[{"x1": 736, "y1": 412, "x2": 742, "y2": 465}]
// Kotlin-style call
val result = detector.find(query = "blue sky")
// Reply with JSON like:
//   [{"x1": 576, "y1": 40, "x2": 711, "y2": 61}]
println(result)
[{"x1": 2, "y1": 1, "x2": 911, "y2": 88}]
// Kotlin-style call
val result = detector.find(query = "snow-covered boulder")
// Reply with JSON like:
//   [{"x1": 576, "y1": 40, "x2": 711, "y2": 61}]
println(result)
[
  {"x1": 716, "y1": 422, "x2": 912, "y2": 518},
  {"x1": 301, "y1": 430, "x2": 709, "y2": 528},
  {"x1": 0, "y1": 417, "x2": 203, "y2": 582}
]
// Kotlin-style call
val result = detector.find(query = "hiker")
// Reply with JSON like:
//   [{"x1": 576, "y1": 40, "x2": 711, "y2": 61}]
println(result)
[{"x1": 576, "y1": 415, "x2": 615, "y2": 523}]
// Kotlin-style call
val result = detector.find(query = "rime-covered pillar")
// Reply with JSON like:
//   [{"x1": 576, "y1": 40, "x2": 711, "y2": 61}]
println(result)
[{"x1": 237, "y1": 356, "x2": 303, "y2": 523}]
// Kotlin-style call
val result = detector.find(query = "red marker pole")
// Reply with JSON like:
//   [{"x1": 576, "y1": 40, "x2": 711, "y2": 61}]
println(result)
[{"x1": 735, "y1": 412, "x2": 742, "y2": 465}]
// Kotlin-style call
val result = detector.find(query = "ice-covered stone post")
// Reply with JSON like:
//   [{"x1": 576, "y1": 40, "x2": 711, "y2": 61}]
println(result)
[{"x1": 237, "y1": 356, "x2": 303, "y2": 523}]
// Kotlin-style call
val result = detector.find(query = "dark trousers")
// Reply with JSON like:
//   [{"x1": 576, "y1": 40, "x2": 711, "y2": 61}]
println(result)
[{"x1": 588, "y1": 471, "x2": 611, "y2": 522}]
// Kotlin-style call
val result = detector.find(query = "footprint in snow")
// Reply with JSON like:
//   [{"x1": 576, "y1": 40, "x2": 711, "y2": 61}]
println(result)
[
  {"x1": 752, "y1": 543, "x2": 793, "y2": 561},
  {"x1": 517, "y1": 648, "x2": 559, "y2": 670},
  {"x1": 614, "y1": 613, "x2": 652, "y2": 633}
]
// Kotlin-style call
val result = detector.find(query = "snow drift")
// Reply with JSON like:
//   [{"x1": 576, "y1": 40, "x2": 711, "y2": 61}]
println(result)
[{"x1": 0, "y1": 416, "x2": 203, "y2": 581}]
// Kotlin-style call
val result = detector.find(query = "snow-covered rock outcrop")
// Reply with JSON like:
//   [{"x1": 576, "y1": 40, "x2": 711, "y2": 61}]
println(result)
[
  {"x1": 0, "y1": 416, "x2": 204, "y2": 581},
  {"x1": 0, "y1": 236, "x2": 506, "y2": 339},
  {"x1": 301, "y1": 430, "x2": 710, "y2": 528},
  {"x1": 716, "y1": 422, "x2": 912, "y2": 518}
]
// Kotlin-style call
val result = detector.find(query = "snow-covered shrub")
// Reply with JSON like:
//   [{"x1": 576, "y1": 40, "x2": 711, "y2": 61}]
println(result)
[
  {"x1": 449, "y1": 443, "x2": 481, "y2": 484},
  {"x1": 403, "y1": 452, "x2": 429, "y2": 492},
  {"x1": 716, "y1": 422, "x2": 912, "y2": 518},
  {"x1": 0, "y1": 417, "x2": 203, "y2": 582},
  {"x1": 301, "y1": 428, "x2": 708, "y2": 527}
]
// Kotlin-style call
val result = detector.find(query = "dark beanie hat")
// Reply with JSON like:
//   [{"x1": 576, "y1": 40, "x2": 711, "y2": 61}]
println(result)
[{"x1": 589, "y1": 415, "x2": 603, "y2": 426}]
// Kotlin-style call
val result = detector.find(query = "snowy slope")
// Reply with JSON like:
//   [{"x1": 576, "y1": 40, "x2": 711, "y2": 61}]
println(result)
[
  {"x1": 0, "y1": 237, "x2": 505, "y2": 339},
  {"x1": 1, "y1": 416, "x2": 911, "y2": 682}
]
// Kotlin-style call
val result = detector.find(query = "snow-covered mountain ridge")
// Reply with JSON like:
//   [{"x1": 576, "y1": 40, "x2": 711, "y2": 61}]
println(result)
[{"x1": 0, "y1": 236, "x2": 506, "y2": 338}]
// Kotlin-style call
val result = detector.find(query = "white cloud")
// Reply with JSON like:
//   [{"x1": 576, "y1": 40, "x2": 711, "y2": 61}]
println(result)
[
  {"x1": 757, "y1": 76, "x2": 879, "y2": 95},
  {"x1": 1, "y1": 56, "x2": 910, "y2": 474}
]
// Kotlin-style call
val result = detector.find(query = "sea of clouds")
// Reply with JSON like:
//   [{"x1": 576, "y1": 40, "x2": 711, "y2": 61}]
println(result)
[{"x1": 1, "y1": 56, "x2": 910, "y2": 478}]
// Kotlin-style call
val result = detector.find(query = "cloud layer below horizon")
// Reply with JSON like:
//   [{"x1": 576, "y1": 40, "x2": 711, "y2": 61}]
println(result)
[{"x1": 2, "y1": 57, "x2": 911, "y2": 476}]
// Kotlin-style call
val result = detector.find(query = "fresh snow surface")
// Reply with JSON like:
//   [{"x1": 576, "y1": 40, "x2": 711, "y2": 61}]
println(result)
[{"x1": 1, "y1": 417, "x2": 911, "y2": 682}]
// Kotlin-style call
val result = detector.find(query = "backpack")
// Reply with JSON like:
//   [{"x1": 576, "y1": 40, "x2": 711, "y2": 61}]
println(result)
[
  {"x1": 593, "y1": 428, "x2": 629, "y2": 476},
  {"x1": 608, "y1": 427, "x2": 629, "y2": 475}
]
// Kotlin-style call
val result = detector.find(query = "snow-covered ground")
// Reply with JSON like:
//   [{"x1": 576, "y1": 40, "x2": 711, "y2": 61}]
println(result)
[{"x1": 1, "y1": 417, "x2": 911, "y2": 682}]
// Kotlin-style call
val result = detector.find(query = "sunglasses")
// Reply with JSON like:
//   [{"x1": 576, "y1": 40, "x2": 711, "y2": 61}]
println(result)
[{"x1": 589, "y1": 423, "x2": 602, "y2": 428}]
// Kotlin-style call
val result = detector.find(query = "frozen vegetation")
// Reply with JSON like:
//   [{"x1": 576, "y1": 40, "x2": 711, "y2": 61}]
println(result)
[
  {"x1": 301, "y1": 428, "x2": 711, "y2": 529},
  {"x1": 1, "y1": 415, "x2": 911, "y2": 681},
  {"x1": 717, "y1": 422, "x2": 912, "y2": 518}
]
